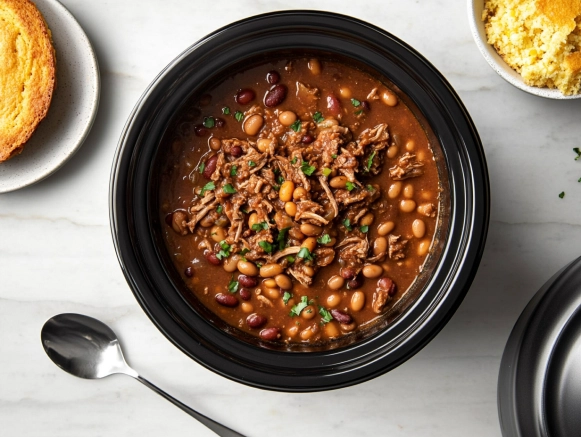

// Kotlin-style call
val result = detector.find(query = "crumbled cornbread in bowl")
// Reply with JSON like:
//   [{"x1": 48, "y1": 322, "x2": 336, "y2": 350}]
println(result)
[{"x1": 483, "y1": 0, "x2": 581, "y2": 95}]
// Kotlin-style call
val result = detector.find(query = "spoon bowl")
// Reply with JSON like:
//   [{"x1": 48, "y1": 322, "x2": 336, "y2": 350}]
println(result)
[{"x1": 41, "y1": 313, "x2": 244, "y2": 437}]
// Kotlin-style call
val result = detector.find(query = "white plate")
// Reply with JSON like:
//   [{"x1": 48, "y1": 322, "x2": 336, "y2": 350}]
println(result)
[
  {"x1": 468, "y1": 0, "x2": 581, "y2": 100},
  {"x1": 0, "y1": 0, "x2": 100, "y2": 193}
]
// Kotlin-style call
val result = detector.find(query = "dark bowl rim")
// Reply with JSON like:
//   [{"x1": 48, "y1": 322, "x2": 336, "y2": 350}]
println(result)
[{"x1": 110, "y1": 10, "x2": 490, "y2": 392}]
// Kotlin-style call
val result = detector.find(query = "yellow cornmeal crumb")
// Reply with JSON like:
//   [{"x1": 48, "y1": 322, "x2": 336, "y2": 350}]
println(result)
[{"x1": 483, "y1": 0, "x2": 581, "y2": 95}]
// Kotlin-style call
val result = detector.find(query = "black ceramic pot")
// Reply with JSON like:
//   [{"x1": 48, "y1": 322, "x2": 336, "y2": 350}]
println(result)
[{"x1": 110, "y1": 11, "x2": 489, "y2": 392}]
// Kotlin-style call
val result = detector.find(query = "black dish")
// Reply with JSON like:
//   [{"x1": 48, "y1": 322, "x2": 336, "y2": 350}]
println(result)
[
  {"x1": 498, "y1": 256, "x2": 581, "y2": 437},
  {"x1": 110, "y1": 11, "x2": 489, "y2": 391}
]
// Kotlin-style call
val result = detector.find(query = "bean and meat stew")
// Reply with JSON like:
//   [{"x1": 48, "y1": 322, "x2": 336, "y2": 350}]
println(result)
[{"x1": 160, "y1": 57, "x2": 441, "y2": 345}]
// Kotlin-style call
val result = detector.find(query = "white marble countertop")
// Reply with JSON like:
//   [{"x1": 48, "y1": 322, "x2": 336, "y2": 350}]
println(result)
[{"x1": 2, "y1": 0, "x2": 581, "y2": 436}]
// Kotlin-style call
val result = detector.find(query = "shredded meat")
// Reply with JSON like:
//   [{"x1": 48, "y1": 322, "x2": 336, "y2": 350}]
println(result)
[
  {"x1": 389, "y1": 152, "x2": 424, "y2": 180},
  {"x1": 388, "y1": 235, "x2": 408, "y2": 260},
  {"x1": 372, "y1": 278, "x2": 396, "y2": 314}
]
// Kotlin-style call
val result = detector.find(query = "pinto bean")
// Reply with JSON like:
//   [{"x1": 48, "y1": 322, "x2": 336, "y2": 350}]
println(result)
[
  {"x1": 235, "y1": 88, "x2": 255, "y2": 105},
  {"x1": 330, "y1": 309, "x2": 352, "y2": 325},
  {"x1": 327, "y1": 275, "x2": 344, "y2": 290},
  {"x1": 237, "y1": 260, "x2": 259, "y2": 277},
  {"x1": 238, "y1": 274, "x2": 258, "y2": 287},
  {"x1": 275, "y1": 274, "x2": 293, "y2": 290},
  {"x1": 264, "y1": 84, "x2": 287, "y2": 107},
  {"x1": 243, "y1": 114, "x2": 264, "y2": 136},
  {"x1": 202, "y1": 155, "x2": 218, "y2": 179},
  {"x1": 260, "y1": 327, "x2": 281, "y2": 341},
  {"x1": 215, "y1": 293, "x2": 238, "y2": 307},
  {"x1": 279, "y1": 111, "x2": 297, "y2": 126},
  {"x1": 260, "y1": 263, "x2": 283, "y2": 277},
  {"x1": 351, "y1": 291, "x2": 365, "y2": 311},
  {"x1": 246, "y1": 313, "x2": 267, "y2": 329}
]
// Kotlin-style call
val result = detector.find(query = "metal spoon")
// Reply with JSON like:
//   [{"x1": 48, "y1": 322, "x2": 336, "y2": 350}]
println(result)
[{"x1": 41, "y1": 313, "x2": 245, "y2": 437}]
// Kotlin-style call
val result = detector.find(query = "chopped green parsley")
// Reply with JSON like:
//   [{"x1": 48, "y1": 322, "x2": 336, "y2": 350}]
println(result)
[
  {"x1": 216, "y1": 240, "x2": 231, "y2": 260},
  {"x1": 301, "y1": 161, "x2": 316, "y2": 176},
  {"x1": 248, "y1": 160, "x2": 256, "y2": 167},
  {"x1": 319, "y1": 306, "x2": 333, "y2": 323},
  {"x1": 259, "y1": 241, "x2": 274, "y2": 253},
  {"x1": 360, "y1": 225, "x2": 369, "y2": 233},
  {"x1": 282, "y1": 292, "x2": 292, "y2": 305},
  {"x1": 366, "y1": 184, "x2": 374, "y2": 191},
  {"x1": 277, "y1": 227, "x2": 290, "y2": 251},
  {"x1": 345, "y1": 181, "x2": 356, "y2": 191},
  {"x1": 222, "y1": 106, "x2": 230, "y2": 115},
  {"x1": 198, "y1": 162, "x2": 205, "y2": 174},
  {"x1": 200, "y1": 181, "x2": 215, "y2": 196},
  {"x1": 251, "y1": 221, "x2": 269, "y2": 232},
  {"x1": 322, "y1": 167, "x2": 332, "y2": 177},
  {"x1": 203, "y1": 116, "x2": 215, "y2": 128},
  {"x1": 343, "y1": 218, "x2": 352, "y2": 231},
  {"x1": 331, "y1": 154, "x2": 338, "y2": 159},
  {"x1": 234, "y1": 111, "x2": 244, "y2": 122},
  {"x1": 365, "y1": 151, "x2": 376, "y2": 172},
  {"x1": 290, "y1": 296, "x2": 309, "y2": 317},
  {"x1": 297, "y1": 247, "x2": 314, "y2": 261},
  {"x1": 350, "y1": 98, "x2": 361, "y2": 107},
  {"x1": 291, "y1": 157, "x2": 297, "y2": 165},
  {"x1": 559, "y1": 191, "x2": 565, "y2": 199},
  {"x1": 227, "y1": 277, "x2": 239, "y2": 293},
  {"x1": 286, "y1": 255, "x2": 295, "y2": 263},
  {"x1": 216, "y1": 205, "x2": 223, "y2": 214},
  {"x1": 290, "y1": 120, "x2": 302, "y2": 132},
  {"x1": 317, "y1": 234, "x2": 332, "y2": 244},
  {"x1": 230, "y1": 165, "x2": 238, "y2": 176},
  {"x1": 223, "y1": 184, "x2": 237, "y2": 194},
  {"x1": 313, "y1": 111, "x2": 324, "y2": 123},
  {"x1": 574, "y1": 147, "x2": 581, "y2": 160}
]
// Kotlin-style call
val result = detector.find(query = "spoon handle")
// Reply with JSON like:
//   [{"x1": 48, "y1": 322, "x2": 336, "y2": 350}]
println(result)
[{"x1": 135, "y1": 375, "x2": 246, "y2": 437}]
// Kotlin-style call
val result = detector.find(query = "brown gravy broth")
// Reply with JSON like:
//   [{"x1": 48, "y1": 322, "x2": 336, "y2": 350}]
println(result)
[{"x1": 159, "y1": 57, "x2": 440, "y2": 345}]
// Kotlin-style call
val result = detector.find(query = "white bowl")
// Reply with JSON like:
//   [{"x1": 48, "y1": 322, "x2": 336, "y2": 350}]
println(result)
[{"x1": 468, "y1": 0, "x2": 581, "y2": 100}]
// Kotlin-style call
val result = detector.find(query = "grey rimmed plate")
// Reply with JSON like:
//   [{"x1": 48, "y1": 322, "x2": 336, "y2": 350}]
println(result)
[{"x1": 0, "y1": 0, "x2": 100, "y2": 194}]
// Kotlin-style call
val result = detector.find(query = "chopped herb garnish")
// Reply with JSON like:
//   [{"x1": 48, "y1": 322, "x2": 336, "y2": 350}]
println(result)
[
  {"x1": 366, "y1": 184, "x2": 374, "y2": 191},
  {"x1": 223, "y1": 184, "x2": 237, "y2": 194},
  {"x1": 203, "y1": 116, "x2": 215, "y2": 128},
  {"x1": 230, "y1": 165, "x2": 238, "y2": 176},
  {"x1": 291, "y1": 157, "x2": 297, "y2": 165},
  {"x1": 345, "y1": 181, "x2": 356, "y2": 191},
  {"x1": 248, "y1": 160, "x2": 256, "y2": 167},
  {"x1": 273, "y1": 184, "x2": 280, "y2": 191},
  {"x1": 216, "y1": 205, "x2": 223, "y2": 214},
  {"x1": 200, "y1": 181, "x2": 215, "y2": 196},
  {"x1": 331, "y1": 154, "x2": 338, "y2": 159},
  {"x1": 222, "y1": 106, "x2": 230, "y2": 115},
  {"x1": 283, "y1": 292, "x2": 292, "y2": 305},
  {"x1": 256, "y1": 262, "x2": 263, "y2": 268},
  {"x1": 343, "y1": 218, "x2": 352, "y2": 231},
  {"x1": 351, "y1": 98, "x2": 361, "y2": 107},
  {"x1": 559, "y1": 191, "x2": 565, "y2": 199},
  {"x1": 297, "y1": 247, "x2": 314, "y2": 261},
  {"x1": 251, "y1": 221, "x2": 269, "y2": 232},
  {"x1": 579, "y1": 177, "x2": 581, "y2": 183},
  {"x1": 365, "y1": 151, "x2": 376, "y2": 172},
  {"x1": 322, "y1": 167, "x2": 332, "y2": 177},
  {"x1": 313, "y1": 112, "x2": 324, "y2": 123},
  {"x1": 277, "y1": 227, "x2": 290, "y2": 251},
  {"x1": 227, "y1": 277, "x2": 239, "y2": 293},
  {"x1": 259, "y1": 241, "x2": 274, "y2": 253},
  {"x1": 354, "y1": 109, "x2": 364, "y2": 116},
  {"x1": 286, "y1": 255, "x2": 295, "y2": 263},
  {"x1": 198, "y1": 162, "x2": 205, "y2": 174},
  {"x1": 360, "y1": 225, "x2": 369, "y2": 233},
  {"x1": 241, "y1": 208, "x2": 249, "y2": 214},
  {"x1": 301, "y1": 161, "x2": 316, "y2": 176},
  {"x1": 290, "y1": 296, "x2": 309, "y2": 317},
  {"x1": 216, "y1": 240, "x2": 231, "y2": 260},
  {"x1": 317, "y1": 234, "x2": 332, "y2": 244},
  {"x1": 239, "y1": 248, "x2": 250, "y2": 261},
  {"x1": 574, "y1": 147, "x2": 581, "y2": 160},
  {"x1": 234, "y1": 111, "x2": 244, "y2": 122},
  {"x1": 290, "y1": 120, "x2": 302, "y2": 132},
  {"x1": 319, "y1": 306, "x2": 333, "y2": 323},
  {"x1": 277, "y1": 175, "x2": 285, "y2": 184}
]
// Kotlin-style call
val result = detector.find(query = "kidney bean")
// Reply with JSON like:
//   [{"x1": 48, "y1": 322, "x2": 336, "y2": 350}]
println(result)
[
  {"x1": 214, "y1": 117, "x2": 225, "y2": 128},
  {"x1": 326, "y1": 94, "x2": 342, "y2": 116},
  {"x1": 230, "y1": 145, "x2": 243, "y2": 157},
  {"x1": 340, "y1": 267, "x2": 355, "y2": 279},
  {"x1": 215, "y1": 293, "x2": 238, "y2": 307},
  {"x1": 264, "y1": 84, "x2": 287, "y2": 107},
  {"x1": 205, "y1": 252, "x2": 221, "y2": 265},
  {"x1": 194, "y1": 124, "x2": 208, "y2": 137},
  {"x1": 184, "y1": 266, "x2": 194, "y2": 278},
  {"x1": 301, "y1": 134, "x2": 314, "y2": 144},
  {"x1": 239, "y1": 288, "x2": 252, "y2": 301},
  {"x1": 347, "y1": 274, "x2": 363, "y2": 290},
  {"x1": 330, "y1": 309, "x2": 353, "y2": 325},
  {"x1": 236, "y1": 88, "x2": 255, "y2": 105},
  {"x1": 238, "y1": 275, "x2": 258, "y2": 288},
  {"x1": 266, "y1": 70, "x2": 280, "y2": 84},
  {"x1": 378, "y1": 277, "x2": 397, "y2": 296},
  {"x1": 361, "y1": 100, "x2": 371, "y2": 111},
  {"x1": 246, "y1": 313, "x2": 267, "y2": 329},
  {"x1": 203, "y1": 155, "x2": 218, "y2": 179},
  {"x1": 259, "y1": 327, "x2": 281, "y2": 341}
]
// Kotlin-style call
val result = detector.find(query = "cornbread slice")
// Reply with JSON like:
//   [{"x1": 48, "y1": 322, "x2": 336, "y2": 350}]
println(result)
[
  {"x1": 0, "y1": 0, "x2": 56, "y2": 162},
  {"x1": 483, "y1": 0, "x2": 581, "y2": 95}
]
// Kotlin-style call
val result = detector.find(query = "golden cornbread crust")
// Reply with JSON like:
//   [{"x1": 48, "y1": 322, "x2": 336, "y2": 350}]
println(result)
[
  {"x1": 483, "y1": 0, "x2": 581, "y2": 95},
  {"x1": 0, "y1": 0, "x2": 56, "y2": 162}
]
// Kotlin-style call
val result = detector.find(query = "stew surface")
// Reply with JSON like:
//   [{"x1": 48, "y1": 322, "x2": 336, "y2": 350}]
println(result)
[{"x1": 159, "y1": 56, "x2": 440, "y2": 345}]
